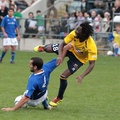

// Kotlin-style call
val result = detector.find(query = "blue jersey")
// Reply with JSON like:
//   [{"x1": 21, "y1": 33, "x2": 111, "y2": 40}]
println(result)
[
  {"x1": 24, "y1": 58, "x2": 57, "y2": 100},
  {"x1": 1, "y1": 15, "x2": 18, "y2": 38}
]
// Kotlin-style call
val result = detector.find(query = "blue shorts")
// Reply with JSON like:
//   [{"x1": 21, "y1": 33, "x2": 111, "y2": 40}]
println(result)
[{"x1": 52, "y1": 44, "x2": 83, "y2": 74}]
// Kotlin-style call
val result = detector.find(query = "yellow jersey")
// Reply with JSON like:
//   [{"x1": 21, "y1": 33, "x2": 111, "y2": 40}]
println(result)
[
  {"x1": 64, "y1": 30, "x2": 97, "y2": 64},
  {"x1": 113, "y1": 31, "x2": 120, "y2": 46}
]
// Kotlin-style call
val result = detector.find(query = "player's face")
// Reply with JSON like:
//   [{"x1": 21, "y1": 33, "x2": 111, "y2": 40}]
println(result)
[
  {"x1": 29, "y1": 60, "x2": 34, "y2": 72},
  {"x1": 75, "y1": 27, "x2": 82, "y2": 37},
  {"x1": 75, "y1": 27, "x2": 85, "y2": 42},
  {"x1": 115, "y1": 24, "x2": 120, "y2": 31},
  {"x1": 8, "y1": 10, "x2": 14, "y2": 17}
]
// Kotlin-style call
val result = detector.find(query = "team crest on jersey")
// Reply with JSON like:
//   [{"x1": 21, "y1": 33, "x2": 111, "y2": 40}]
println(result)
[
  {"x1": 72, "y1": 64, "x2": 79, "y2": 71},
  {"x1": 75, "y1": 46, "x2": 85, "y2": 55}
]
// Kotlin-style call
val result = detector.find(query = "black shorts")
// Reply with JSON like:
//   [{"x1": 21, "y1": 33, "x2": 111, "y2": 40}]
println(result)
[
  {"x1": 66, "y1": 51, "x2": 83, "y2": 74},
  {"x1": 52, "y1": 44, "x2": 83, "y2": 74},
  {"x1": 51, "y1": 43, "x2": 59, "y2": 54}
]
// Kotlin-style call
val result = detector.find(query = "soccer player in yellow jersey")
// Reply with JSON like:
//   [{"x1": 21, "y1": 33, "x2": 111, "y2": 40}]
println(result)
[{"x1": 34, "y1": 21, "x2": 97, "y2": 107}]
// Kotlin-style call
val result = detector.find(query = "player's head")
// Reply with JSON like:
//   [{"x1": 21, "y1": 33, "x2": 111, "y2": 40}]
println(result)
[
  {"x1": 75, "y1": 21, "x2": 93, "y2": 42},
  {"x1": 8, "y1": 8, "x2": 14, "y2": 17},
  {"x1": 115, "y1": 23, "x2": 120, "y2": 32},
  {"x1": 36, "y1": 10, "x2": 41, "y2": 14},
  {"x1": 29, "y1": 57, "x2": 43, "y2": 72}
]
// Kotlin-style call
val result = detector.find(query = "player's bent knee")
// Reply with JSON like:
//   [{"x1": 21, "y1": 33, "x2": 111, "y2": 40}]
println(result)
[
  {"x1": 60, "y1": 75, "x2": 67, "y2": 80},
  {"x1": 44, "y1": 44, "x2": 53, "y2": 52}
]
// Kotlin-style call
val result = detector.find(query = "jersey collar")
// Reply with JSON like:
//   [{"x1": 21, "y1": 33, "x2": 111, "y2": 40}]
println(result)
[
  {"x1": 34, "y1": 70, "x2": 44, "y2": 75},
  {"x1": 7, "y1": 15, "x2": 14, "y2": 18}
]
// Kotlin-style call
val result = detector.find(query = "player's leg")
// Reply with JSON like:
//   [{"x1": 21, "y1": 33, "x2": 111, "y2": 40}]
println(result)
[
  {"x1": 113, "y1": 43, "x2": 119, "y2": 56},
  {"x1": 34, "y1": 43, "x2": 59, "y2": 54},
  {"x1": 42, "y1": 99, "x2": 52, "y2": 110},
  {"x1": 10, "y1": 45, "x2": 16, "y2": 64},
  {"x1": 10, "y1": 38, "x2": 18, "y2": 64},
  {"x1": 27, "y1": 90, "x2": 51, "y2": 109},
  {"x1": 49, "y1": 69, "x2": 71, "y2": 107},
  {"x1": 0, "y1": 38, "x2": 9, "y2": 63},
  {"x1": 49, "y1": 52, "x2": 83, "y2": 107},
  {"x1": 0, "y1": 46, "x2": 9, "y2": 63}
]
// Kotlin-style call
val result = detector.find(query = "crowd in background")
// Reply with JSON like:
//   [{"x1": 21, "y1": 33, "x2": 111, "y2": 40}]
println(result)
[
  {"x1": 0, "y1": 0, "x2": 120, "y2": 39},
  {"x1": 40, "y1": 0, "x2": 120, "y2": 39},
  {"x1": 50, "y1": 0, "x2": 120, "y2": 39}
]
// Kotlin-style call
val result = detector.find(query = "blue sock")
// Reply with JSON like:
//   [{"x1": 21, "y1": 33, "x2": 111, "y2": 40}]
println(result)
[
  {"x1": 0, "y1": 51, "x2": 6, "y2": 59},
  {"x1": 42, "y1": 99, "x2": 49, "y2": 109},
  {"x1": 11, "y1": 52, "x2": 15, "y2": 62},
  {"x1": 115, "y1": 48, "x2": 118, "y2": 55}
]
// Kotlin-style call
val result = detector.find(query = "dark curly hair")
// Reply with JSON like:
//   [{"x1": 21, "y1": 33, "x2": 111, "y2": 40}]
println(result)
[{"x1": 75, "y1": 21, "x2": 94, "y2": 42}]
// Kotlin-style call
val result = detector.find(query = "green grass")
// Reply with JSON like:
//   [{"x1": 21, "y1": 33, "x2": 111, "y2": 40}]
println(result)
[{"x1": 0, "y1": 51, "x2": 120, "y2": 120}]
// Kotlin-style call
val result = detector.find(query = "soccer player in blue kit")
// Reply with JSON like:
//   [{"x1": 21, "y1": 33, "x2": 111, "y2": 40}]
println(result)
[
  {"x1": 0, "y1": 8, "x2": 20, "y2": 64},
  {"x1": 2, "y1": 57, "x2": 57, "y2": 111}
]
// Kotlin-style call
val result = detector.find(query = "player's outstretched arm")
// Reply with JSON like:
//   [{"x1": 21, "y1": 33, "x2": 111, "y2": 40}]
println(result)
[
  {"x1": 1, "y1": 96, "x2": 29, "y2": 111},
  {"x1": 76, "y1": 60, "x2": 95, "y2": 84},
  {"x1": 61, "y1": 43, "x2": 73, "y2": 62}
]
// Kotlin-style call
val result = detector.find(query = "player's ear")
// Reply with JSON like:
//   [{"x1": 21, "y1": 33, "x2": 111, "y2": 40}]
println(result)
[{"x1": 34, "y1": 65, "x2": 37, "y2": 70}]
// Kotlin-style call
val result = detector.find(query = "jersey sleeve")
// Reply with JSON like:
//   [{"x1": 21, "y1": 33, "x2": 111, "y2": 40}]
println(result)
[
  {"x1": 64, "y1": 30, "x2": 75, "y2": 44},
  {"x1": 42, "y1": 58, "x2": 57, "y2": 74},
  {"x1": 88, "y1": 52, "x2": 97, "y2": 61},
  {"x1": 24, "y1": 77, "x2": 35, "y2": 98}
]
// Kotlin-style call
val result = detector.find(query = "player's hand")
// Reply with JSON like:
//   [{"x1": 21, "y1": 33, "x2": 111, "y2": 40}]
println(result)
[
  {"x1": 17, "y1": 35, "x2": 20, "y2": 40},
  {"x1": 4, "y1": 33, "x2": 8, "y2": 38},
  {"x1": 76, "y1": 76, "x2": 83, "y2": 84},
  {"x1": 1, "y1": 107, "x2": 15, "y2": 111},
  {"x1": 56, "y1": 57, "x2": 63, "y2": 66}
]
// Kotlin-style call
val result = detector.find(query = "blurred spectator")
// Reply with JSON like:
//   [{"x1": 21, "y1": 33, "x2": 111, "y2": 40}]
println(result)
[
  {"x1": 68, "y1": 11, "x2": 76, "y2": 32},
  {"x1": 0, "y1": 4, "x2": 8, "y2": 35},
  {"x1": 14, "y1": 7, "x2": 22, "y2": 26},
  {"x1": 90, "y1": 10, "x2": 97, "y2": 21},
  {"x1": 9, "y1": 4, "x2": 16, "y2": 11},
  {"x1": 112, "y1": 0, "x2": 120, "y2": 14},
  {"x1": 94, "y1": 14, "x2": 102, "y2": 32},
  {"x1": 94, "y1": 0, "x2": 105, "y2": 9},
  {"x1": 75, "y1": 11, "x2": 85, "y2": 28},
  {"x1": 0, "y1": 4, "x2": 8, "y2": 23},
  {"x1": 36, "y1": 10, "x2": 44, "y2": 36},
  {"x1": 84, "y1": 11, "x2": 92, "y2": 22},
  {"x1": 46, "y1": 0, "x2": 57, "y2": 19},
  {"x1": 90, "y1": 10, "x2": 100, "y2": 32},
  {"x1": 23, "y1": 12, "x2": 38, "y2": 38},
  {"x1": 108, "y1": 18, "x2": 120, "y2": 56},
  {"x1": 0, "y1": 0, "x2": 9, "y2": 9},
  {"x1": 103, "y1": 12, "x2": 111, "y2": 22},
  {"x1": 102, "y1": 11, "x2": 111, "y2": 32},
  {"x1": 6, "y1": 0, "x2": 14, "y2": 7},
  {"x1": 14, "y1": 0, "x2": 30, "y2": 11},
  {"x1": 59, "y1": 12, "x2": 69, "y2": 39},
  {"x1": 81, "y1": 0, "x2": 87, "y2": 11},
  {"x1": 106, "y1": 0, "x2": 114, "y2": 10}
]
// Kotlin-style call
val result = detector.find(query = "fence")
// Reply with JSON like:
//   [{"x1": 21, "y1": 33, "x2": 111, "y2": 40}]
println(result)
[{"x1": 0, "y1": 16, "x2": 118, "y2": 53}]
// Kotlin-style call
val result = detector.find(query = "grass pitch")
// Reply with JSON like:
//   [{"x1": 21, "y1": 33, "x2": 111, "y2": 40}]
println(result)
[{"x1": 0, "y1": 51, "x2": 120, "y2": 120}]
